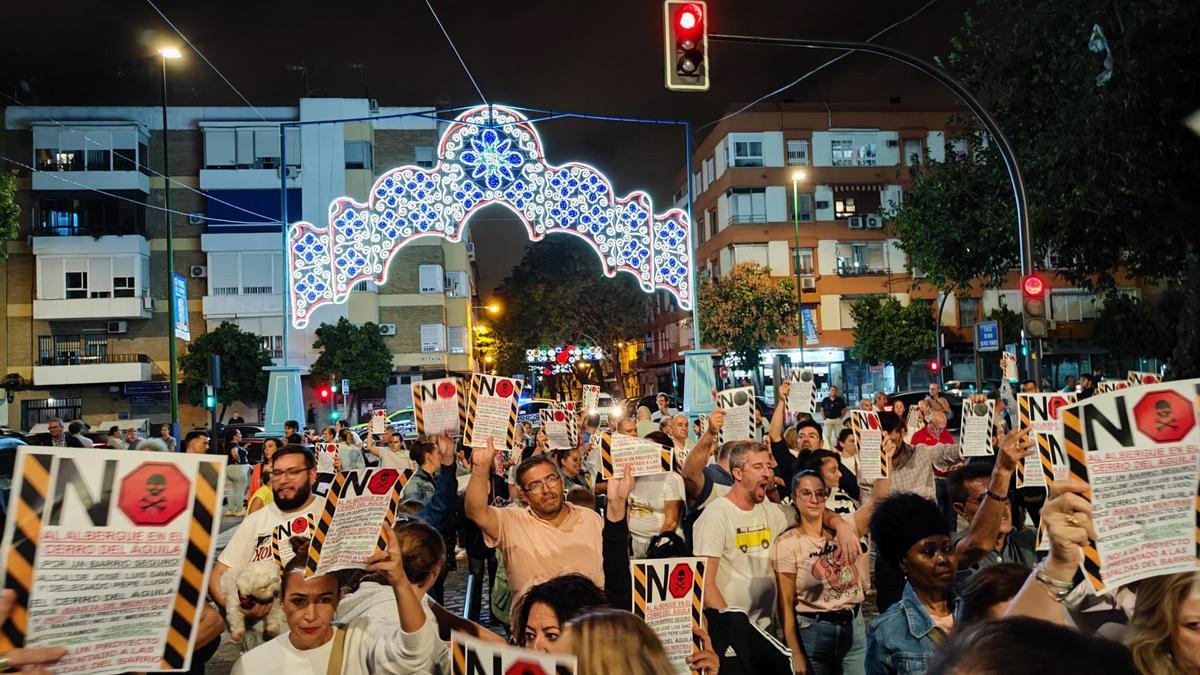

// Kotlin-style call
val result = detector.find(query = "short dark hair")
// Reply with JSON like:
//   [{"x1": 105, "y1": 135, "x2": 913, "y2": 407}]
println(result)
[
  {"x1": 273, "y1": 443, "x2": 315, "y2": 469},
  {"x1": 514, "y1": 456, "x2": 556, "y2": 489},
  {"x1": 879, "y1": 411, "x2": 905, "y2": 434},
  {"x1": 929, "y1": 617, "x2": 1136, "y2": 675},
  {"x1": 947, "y1": 462, "x2": 994, "y2": 505},
  {"x1": 794, "y1": 418, "x2": 823, "y2": 438},
  {"x1": 108, "y1": 425, "x2": 121, "y2": 435},
  {"x1": 798, "y1": 449, "x2": 840, "y2": 477},
  {"x1": 409, "y1": 441, "x2": 435, "y2": 468},
  {"x1": 1080, "y1": 373, "x2": 1094, "y2": 383},
  {"x1": 1021, "y1": 379, "x2": 1038, "y2": 390},
  {"x1": 68, "y1": 421, "x2": 84, "y2": 435},
  {"x1": 957, "y1": 563, "x2": 1032, "y2": 629},
  {"x1": 514, "y1": 574, "x2": 609, "y2": 647},
  {"x1": 183, "y1": 430, "x2": 209, "y2": 448},
  {"x1": 835, "y1": 427, "x2": 855, "y2": 450},
  {"x1": 284, "y1": 420, "x2": 300, "y2": 431}
]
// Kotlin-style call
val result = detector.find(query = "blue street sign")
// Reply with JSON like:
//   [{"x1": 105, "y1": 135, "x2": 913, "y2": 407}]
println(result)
[
  {"x1": 172, "y1": 273, "x2": 191, "y2": 341},
  {"x1": 976, "y1": 320, "x2": 1001, "y2": 352}
]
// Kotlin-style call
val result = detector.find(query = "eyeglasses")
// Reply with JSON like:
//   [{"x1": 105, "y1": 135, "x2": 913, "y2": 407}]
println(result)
[
  {"x1": 796, "y1": 489, "x2": 830, "y2": 501},
  {"x1": 523, "y1": 473, "x2": 562, "y2": 495},
  {"x1": 273, "y1": 467, "x2": 311, "y2": 480},
  {"x1": 239, "y1": 594, "x2": 272, "y2": 610}
]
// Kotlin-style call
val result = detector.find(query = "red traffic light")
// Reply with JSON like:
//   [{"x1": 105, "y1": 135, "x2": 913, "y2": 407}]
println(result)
[
  {"x1": 929, "y1": 360, "x2": 940, "y2": 372},
  {"x1": 677, "y1": 3, "x2": 701, "y2": 31},
  {"x1": 1021, "y1": 274, "x2": 1046, "y2": 298},
  {"x1": 318, "y1": 386, "x2": 330, "y2": 401}
]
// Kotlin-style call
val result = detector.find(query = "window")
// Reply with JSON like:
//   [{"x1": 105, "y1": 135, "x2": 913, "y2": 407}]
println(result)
[
  {"x1": 113, "y1": 276, "x2": 136, "y2": 298},
  {"x1": 835, "y1": 242, "x2": 887, "y2": 275},
  {"x1": 834, "y1": 197, "x2": 857, "y2": 219},
  {"x1": 420, "y1": 324, "x2": 446, "y2": 352},
  {"x1": 65, "y1": 272, "x2": 88, "y2": 299},
  {"x1": 831, "y1": 139, "x2": 856, "y2": 167},
  {"x1": 112, "y1": 148, "x2": 136, "y2": 172},
  {"x1": 703, "y1": 157, "x2": 715, "y2": 188},
  {"x1": 958, "y1": 296, "x2": 980, "y2": 326},
  {"x1": 858, "y1": 143, "x2": 878, "y2": 166},
  {"x1": 35, "y1": 196, "x2": 146, "y2": 237},
  {"x1": 418, "y1": 265, "x2": 444, "y2": 293},
  {"x1": 903, "y1": 138, "x2": 923, "y2": 166},
  {"x1": 786, "y1": 140, "x2": 809, "y2": 166},
  {"x1": 732, "y1": 141, "x2": 764, "y2": 167},
  {"x1": 706, "y1": 208, "x2": 718, "y2": 240},
  {"x1": 448, "y1": 327, "x2": 467, "y2": 354},
  {"x1": 241, "y1": 253, "x2": 274, "y2": 294},
  {"x1": 261, "y1": 335, "x2": 283, "y2": 359},
  {"x1": 832, "y1": 136, "x2": 878, "y2": 167},
  {"x1": 792, "y1": 193, "x2": 814, "y2": 222},
  {"x1": 839, "y1": 299, "x2": 861, "y2": 329},
  {"x1": 729, "y1": 188, "x2": 767, "y2": 223},
  {"x1": 1051, "y1": 290, "x2": 1100, "y2": 322},
  {"x1": 731, "y1": 243, "x2": 769, "y2": 268},
  {"x1": 415, "y1": 146, "x2": 435, "y2": 169},
  {"x1": 792, "y1": 248, "x2": 815, "y2": 275},
  {"x1": 85, "y1": 149, "x2": 110, "y2": 171},
  {"x1": 950, "y1": 139, "x2": 968, "y2": 162},
  {"x1": 345, "y1": 141, "x2": 372, "y2": 170},
  {"x1": 445, "y1": 271, "x2": 470, "y2": 298}
]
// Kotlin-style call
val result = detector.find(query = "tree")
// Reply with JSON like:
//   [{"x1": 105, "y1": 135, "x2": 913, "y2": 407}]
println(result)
[
  {"x1": 892, "y1": 1, "x2": 1200, "y2": 375},
  {"x1": 984, "y1": 304, "x2": 1021, "y2": 350},
  {"x1": 849, "y1": 296, "x2": 936, "y2": 385},
  {"x1": 697, "y1": 263, "x2": 797, "y2": 375},
  {"x1": 0, "y1": 171, "x2": 20, "y2": 259},
  {"x1": 179, "y1": 322, "x2": 272, "y2": 422},
  {"x1": 1092, "y1": 293, "x2": 1178, "y2": 371},
  {"x1": 492, "y1": 236, "x2": 650, "y2": 399},
  {"x1": 311, "y1": 318, "x2": 392, "y2": 420}
]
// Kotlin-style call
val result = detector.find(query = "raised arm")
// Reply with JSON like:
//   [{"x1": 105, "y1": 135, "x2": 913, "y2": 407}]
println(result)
[
  {"x1": 1004, "y1": 480, "x2": 1095, "y2": 624},
  {"x1": 955, "y1": 427, "x2": 1033, "y2": 566},
  {"x1": 682, "y1": 409, "x2": 723, "y2": 501},
  {"x1": 417, "y1": 432, "x2": 460, "y2": 530},
  {"x1": 769, "y1": 381, "x2": 790, "y2": 443},
  {"x1": 464, "y1": 438, "x2": 501, "y2": 542}
]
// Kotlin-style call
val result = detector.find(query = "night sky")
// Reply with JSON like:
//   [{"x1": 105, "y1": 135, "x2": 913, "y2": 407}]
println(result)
[{"x1": 2, "y1": 0, "x2": 965, "y2": 294}]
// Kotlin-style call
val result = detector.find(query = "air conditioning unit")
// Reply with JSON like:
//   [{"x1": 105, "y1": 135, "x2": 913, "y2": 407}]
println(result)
[
  {"x1": 379, "y1": 323, "x2": 397, "y2": 336},
  {"x1": 465, "y1": 242, "x2": 476, "y2": 262},
  {"x1": 800, "y1": 277, "x2": 817, "y2": 292},
  {"x1": 142, "y1": 295, "x2": 155, "y2": 311},
  {"x1": 865, "y1": 214, "x2": 883, "y2": 229},
  {"x1": 285, "y1": 165, "x2": 301, "y2": 179},
  {"x1": 369, "y1": 99, "x2": 380, "y2": 113},
  {"x1": 189, "y1": 265, "x2": 207, "y2": 278},
  {"x1": 847, "y1": 216, "x2": 865, "y2": 229},
  {"x1": 107, "y1": 320, "x2": 127, "y2": 334},
  {"x1": 187, "y1": 213, "x2": 205, "y2": 225},
  {"x1": 886, "y1": 139, "x2": 899, "y2": 148}
]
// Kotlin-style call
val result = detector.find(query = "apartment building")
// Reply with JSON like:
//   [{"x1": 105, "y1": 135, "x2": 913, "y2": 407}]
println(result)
[
  {"x1": 637, "y1": 104, "x2": 1145, "y2": 398},
  {"x1": 1, "y1": 98, "x2": 478, "y2": 431}
]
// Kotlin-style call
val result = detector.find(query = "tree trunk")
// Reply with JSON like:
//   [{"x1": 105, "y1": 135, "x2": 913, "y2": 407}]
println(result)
[{"x1": 1168, "y1": 247, "x2": 1200, "y2": 380}]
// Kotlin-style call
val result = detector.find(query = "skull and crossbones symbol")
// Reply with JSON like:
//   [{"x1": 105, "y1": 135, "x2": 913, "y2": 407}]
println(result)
[
  {"x1": 1155, "y1": 400, "x2": 1178, "y2": 432},
  {"x1": 139, "y1": 473, "x2": 169, "y2": 512}
]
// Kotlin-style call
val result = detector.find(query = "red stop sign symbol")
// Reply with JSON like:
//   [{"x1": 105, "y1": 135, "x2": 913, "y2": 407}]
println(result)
[
  {"x1": 368, "y1": 469, "x2": 399, "y2": 495},
  {"x1": 290, "y1": 516, "x2": 309, "y2": 535},
  {"x1": 669, "y1": 563, "x2": 693, "y2": 599},
  {"x1": 495, "y1": 379, "x2": 514, "y2": 398},
  {"x1": 1133, "y1": 390, "x2": 1195, "y2": 444},
  {"x1": 505, "y1": 661, "x2": 545, "y2": 675},
  {"x1": 553, "y1": 410, "x2": 565, "y2": 422},
  {"x1": 867, "y1": 415, "x2": 880, "y2": 429},
  {"x1": 437, "y1": 381, "x2": 457, "y2": 399},
  {"x1": 1048, "y1": 396, "x2": 1069, "y2": 419},
  {"x1": 118, "y1": 461, "x2": 191, "y2": 527}
]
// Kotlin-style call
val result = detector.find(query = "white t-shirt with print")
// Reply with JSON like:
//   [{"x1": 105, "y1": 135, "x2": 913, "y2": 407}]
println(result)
[
  {"x1": 627, "y1": 471, "x2": 686, "y2": 555},
  {"x1": 218, "y1": 497, "x2": 324, "y2": 567},
  {"x1": 375, "y1": 446, "x2": 412, "y2": 471},
  {"x1": 232, "y1": 632, "x2": 332, "y2": 674},
  {"x1": 692, "y1": 495, "x2": 788, "y2": 628}
]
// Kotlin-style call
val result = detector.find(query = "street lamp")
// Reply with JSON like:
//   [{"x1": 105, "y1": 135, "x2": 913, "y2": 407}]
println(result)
[
  {"x1": 159, "y1": 46, "x2": 182, "y2": 441},
  {"x1": 791, "y1": 168, "x2": 809, "y2": 367}
]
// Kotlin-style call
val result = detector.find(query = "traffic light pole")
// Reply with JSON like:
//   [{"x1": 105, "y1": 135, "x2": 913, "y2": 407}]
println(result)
[{"x1": 708, "y1": 33, "x2": 1040, "y2": 385}]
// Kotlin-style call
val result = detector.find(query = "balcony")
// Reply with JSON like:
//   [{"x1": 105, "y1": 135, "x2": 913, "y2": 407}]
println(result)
[
  {"x1": 33, "y1": 335, "x2": 153, "y2": 386},
  {"x1": 202, "y1": 289, "x2": 283, "y2": 319},
  {"x1": 33, "y1": 295, "x2": 153, "y2": 321},
  {"x1": 835, "y1": 265, "x2": 888, "y2": 277}
]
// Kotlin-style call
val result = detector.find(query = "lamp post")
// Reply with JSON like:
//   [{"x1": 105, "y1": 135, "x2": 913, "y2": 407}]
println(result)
[
  {"x1": 791, "y1": 169, "x2": 808, "y2": 367},
  {"x1": 159, "y1": 46, "x2": 182, "y2": 441}
]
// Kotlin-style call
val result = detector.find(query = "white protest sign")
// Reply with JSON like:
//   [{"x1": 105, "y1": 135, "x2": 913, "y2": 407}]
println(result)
[
  {"x1": 451, "y1": 630, "x2": 577, "y2": 675},
  {"x1": 1062, "y1": 379, "x2": 1200, "y2": 593},
  {"x1": 413, "y1": 377, "x2": 463, "y2": 437},
  {"x1": 272, "y1": 513, "x2": 316, "y2": 567},
  {"x1": 600, "y1": 432, "x2": 674, "y2": 479},
  {"x1": 904, "y1": 405, "x2": 925, "y2": 445},
  {"x1": 786, "y1": 369, "x2": 817, "y2": 416},
  {"x1": 370, "y1": 408, "x2": 388, "y2": 435},
  {"x1": 464, "y1": 373, "x2": 521, "y2": 450},
  {"x1": 0, "y1": 447, "x2": 226, "y2": 674},
  {"x1": 1128, "y1": 370, "x2": 1162, "y2": 386},
  {"x1": 1097, "y1": 380, "x2": 1131, "y2": 395},
  {"x1": 316, "y1": 442, "x2": 338, "y2": 474},
  {"x1": 960, "y1": 400, "x2": 995, "y2": 457},
  {"x1": 582, "y1": 384, "x2": 601, "y2": 412},
  {"x1": 1018, "y1": 392, "x2": 1077, "y2": 483},
  {"x1": 1000, "y1": 351, "x2": 1019, "y2": 382},
  {"x1": 306, "y1": 468, "x2": 410, "y2": 577},
  {"x1": 716, "y1": 386, "x2": 755, "y2": 444},
  {"x1": 540, "y1": 409, "x2": 574, "y2": 450},
  {"x1": 631, "y1": 557, "x2": 705, "y2": 675},
  {"x1": 850, "y1": 410, "x2": 886, "y2": 482}
]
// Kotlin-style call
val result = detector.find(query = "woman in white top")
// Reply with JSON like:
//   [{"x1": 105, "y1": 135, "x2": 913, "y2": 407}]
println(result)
[
  {"x1": 337, "y1": 428, "x2": 366, "y2": 471},
  {"x1": 232, "y1": 525, "x2": 444, "y2": 675}
]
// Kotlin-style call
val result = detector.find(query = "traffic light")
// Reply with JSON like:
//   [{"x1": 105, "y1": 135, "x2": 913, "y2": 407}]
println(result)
[
  {"x1": 330, "y1": 383, "x2": 339, "y2": 394},
  {"x1": 204, "y1": 384, "x2": 216, "y2": 410},
  {"x1": 329, "y1": 409, "x2": 341, "y2": 421},
  {"x1": 929, "y1": 359, "x2": 940, "y2": 374},
  {"x1": 1021, "y1": 273, "x2": 1049, "y2": 339},
  {"x1": 318, "y1": 386, "x2": 331, "y2": 401},
  {"x1": 664, "y1": 1, "x2": 709, "y2": 92}
]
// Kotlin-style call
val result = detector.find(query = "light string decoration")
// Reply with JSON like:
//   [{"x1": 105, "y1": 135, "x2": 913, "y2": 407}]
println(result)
[
  {"x1": 287, "y1": 105, "x2": 693, "y2": 328},
  {"x1": 526, "y1": 345, "x2": 605, "y2": 376}
]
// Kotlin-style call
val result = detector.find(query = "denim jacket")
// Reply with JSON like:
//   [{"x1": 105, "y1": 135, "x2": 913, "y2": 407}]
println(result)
[{"x1": 865, "y1": 582, "x2": 955, "y2": 675}]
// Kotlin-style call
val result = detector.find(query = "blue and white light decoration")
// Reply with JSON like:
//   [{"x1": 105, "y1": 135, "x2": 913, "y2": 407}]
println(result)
[
  {"x1": 526, "y1": 345, "x2": 605, "y2": 375},
  {"x1": 288, "y1": 105, "x2": 694, "y2": 328}
]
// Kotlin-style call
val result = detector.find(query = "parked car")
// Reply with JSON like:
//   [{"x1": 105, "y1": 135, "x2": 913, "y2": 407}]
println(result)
[
  {"x1": 943, "y1": 379, "x2": 1002, "y2": 397},
  {"x1": 0, "y1": 436, "x2": 28, "y2": 536},
  {"x1": 887, "y1": 390, "x2": 964, "y2": 431},
  {"x1": 623, "y1": 393, "x2": 682, "y2": 419},
  {"x1": 222, "y1": 423, "x2": 269, "y2": 462},
  {"x1": 351, "y1": 408, "x2": 417, "y2": 441},
  {"x1": 517, "y1": 399, "x2": 559, "y2": 428}
]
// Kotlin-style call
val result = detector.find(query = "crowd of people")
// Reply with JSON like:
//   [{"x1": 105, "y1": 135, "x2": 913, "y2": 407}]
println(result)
[{"x1": 14, "y1": 374, "x2": 1191, "y2": 675}]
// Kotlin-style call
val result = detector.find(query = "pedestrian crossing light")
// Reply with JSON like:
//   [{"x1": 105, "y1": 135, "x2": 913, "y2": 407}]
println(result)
[
  {"x1": 331, "y1": 383, "x2": 339, "y2": 394},
  {"x1": 329, "y1": 409, "x2": 341, "y2": 421},
  {"x1": 929, "y1": 360, "x2": 939, "y2": 373},
  {"x1": 1021, "y1": 273, "x2": 1049, "y2": 339},
  {"x1": 664, "y1": 1, "x2": 709, "y2": 91},
  {"x1": 204, "y1": 384, "x2": 216, "y2": 410}
]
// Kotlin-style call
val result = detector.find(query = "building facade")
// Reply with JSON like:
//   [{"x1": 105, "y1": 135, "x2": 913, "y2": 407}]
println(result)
[{"x1": 1, "y1": 98, "x2": 479, "y2": 431}]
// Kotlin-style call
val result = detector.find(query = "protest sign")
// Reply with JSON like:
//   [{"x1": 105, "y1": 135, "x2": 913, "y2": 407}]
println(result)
[
  {"x1": 716, "y1": 386, "x2": 755, "y2": 444},
  {"x1": 271, "y1": 513, "x2": 316, "y2": 567},
  {"x1": 370, "y1": 408, "x2": 388, "y2": 435},
  {"x1": 451, "y1": 630, "x2": 577, "y2": 675},
  {"x1": 582, "y1": 384, "x2": 600, "y2": 413},
  {"x1": 786, "y1": 369, "x2": 816, "y2": 416},
  {"x1": 1000, "y1": 351, "x2": 1019, "y2": 382},
  {"x1": 540, "y1": 409, "x2": 574, "y2": 450},
  {"x1": 464, "y1": 373, "x2": 521, "y2": 450},
  {"x1": 1128, "y1": 371, "x2": 1162, "y2": 386},
  {"x1": 413, "y1": 377, "x2": 465, "y2": 437},
  {"x1": 904, "y1": 405, "x2": 925, "y2": 445},
  {"x1": 1097, "y1": 380, "x2": 1130, "y2": 395},
  {"x1": 551, "y1": 401, "x2": 579, "y2": 447},
  {"x1": 306, "y1": 468, "x2": 411, "y2": 577},
  {"x1": 315, "y1": 442, "x2": 338, "y2": 474},
  {"x1": 960, "y1": 399, "x2": 995, "y2": 457},
  {"x1": 850, "y1": 410, "x2": 886, "y2": 482},
  {"x1": 1061, "y1": 380, "x2": 1200, "y2": 592},
  {"x1": 0, "y1": 447, "x2": 225, "y2": 674},
  {"x1": 631, "y1": 557, "x2": 705, "y2": 675},
  {"x1": 1018, "y1": 392, "x2": 1076, "y2": 483},
  {"x1": 599, "y1": 432, "x2": 674, "y2": 479}
]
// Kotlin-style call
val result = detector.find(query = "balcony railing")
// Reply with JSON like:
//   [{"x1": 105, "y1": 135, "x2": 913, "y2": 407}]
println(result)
[
  {"x1": 836, "y1": 265, "x2": 888, "y2": 277},
  {"x1": 728, "y1": 214, "x2": 768, "y2": 224},
  {"x1": 33, "y1": 221, "x2": 147, "y2": 238},
  {"x1": 37, "y1": 335, "x2": 149, "y2": 366}
]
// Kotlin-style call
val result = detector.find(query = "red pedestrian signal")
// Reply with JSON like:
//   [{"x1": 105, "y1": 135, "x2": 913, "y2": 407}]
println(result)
[
  {"x1": 929, "y1": 360, "x2": 940, "y2": 373},
  {"x1": 664, "y1": 1, "x2": 709, "y2": 92}
]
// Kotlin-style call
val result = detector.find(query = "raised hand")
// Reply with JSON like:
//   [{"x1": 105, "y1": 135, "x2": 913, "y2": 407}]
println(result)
[
  {"x1": 472, "y1": 437, "x2": 498, "y2": 473},
  {"x1": 996, "y1": 426, "x2": 1034, "y2": 474}
]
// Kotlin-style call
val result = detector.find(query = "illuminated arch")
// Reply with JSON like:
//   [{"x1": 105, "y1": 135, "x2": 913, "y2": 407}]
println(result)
[{"x1": 287, "y1": 105, "x2": 693, "y2": 328}]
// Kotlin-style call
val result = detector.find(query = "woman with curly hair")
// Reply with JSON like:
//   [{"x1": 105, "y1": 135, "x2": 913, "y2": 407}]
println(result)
[{"x1": 1126, "y1": 572, "x2": 1200, "y2": 675}]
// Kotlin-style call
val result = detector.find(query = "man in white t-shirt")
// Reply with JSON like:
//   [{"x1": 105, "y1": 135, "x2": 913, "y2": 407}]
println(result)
[
  {"x1": 366, "y1": 430, "x2": 412, "y2": 471},
  {"x1": 209, "y1": 444, "x2": 325, "y2": 648},
  {"x1": 627, "y1": 469, "x2": 685, "y2": 558}
]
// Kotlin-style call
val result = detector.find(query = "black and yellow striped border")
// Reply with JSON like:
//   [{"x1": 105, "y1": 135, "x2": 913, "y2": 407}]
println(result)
[
  {"x1": 1062, "y1": 403, "x2": 1103, "y2": 590},
  {"x1": 305, "y1": 472, "x2": 348, "y2": 577},
  {"x1": 0, "y1": 451, "x2": 52, "y2": 650},
  {"x1": 161, "y1": 459, "x2": 222, "y2": 670}
]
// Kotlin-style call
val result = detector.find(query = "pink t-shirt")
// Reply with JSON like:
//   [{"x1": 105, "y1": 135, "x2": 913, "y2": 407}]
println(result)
[
  {"x1": 773, "y1": 524, "x2": 865, "y2": 614},
  {"x1": 484, "y1": 503, "x2": 605, "y2": 611}
]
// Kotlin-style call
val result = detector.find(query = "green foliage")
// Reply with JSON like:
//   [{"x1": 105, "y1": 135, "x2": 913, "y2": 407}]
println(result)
[
  {"x1": 311, "y1": 317, "x2": 393, "y2": 392},
  {"x1": 0, "y1": 171, "x2": 20, "y2": 259},
  {"x1": 984, "y1": 304, "x2": 1022, "y2": 349},
  {"x1": 697, "y1": 263, "x2": 797, "y2": 372},
  {"x1": 849, "y1": 297, "x2": 936, "y2": 379},
  {"x1": 1092, "y1": 293, "x2": 1177, "y2": 363},
  {"x1": 179, "y1": 322, "x2": 272, "y2": 417}
]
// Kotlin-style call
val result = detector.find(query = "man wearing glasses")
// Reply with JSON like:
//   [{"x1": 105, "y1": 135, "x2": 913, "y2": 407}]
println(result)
[
  {"x1": 208, "y1": 444, "x2": 325, "y2": 650},
  {"x1": 465, "y1": 437, "x2": 604, "y2": 622}
]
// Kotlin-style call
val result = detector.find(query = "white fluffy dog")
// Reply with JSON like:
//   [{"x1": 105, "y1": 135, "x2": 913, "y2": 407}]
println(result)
[{"x1": 222, "y1": 560, "x2": 286, "y2": 643}]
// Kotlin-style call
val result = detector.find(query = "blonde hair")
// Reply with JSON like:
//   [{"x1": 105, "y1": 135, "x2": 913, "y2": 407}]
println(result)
[
  {"x1": 783, "y1": 426, "x2": 799, "y2": 450},
  {"x1": 636, "y1": 406, "x2": 652, "y2": 421},
  {"x1": 1127, "y1": 571, "x2": 1200, "y2": 675},
  {"x1": 566, "y1": 608, "x2": 675, "y2": 675}
]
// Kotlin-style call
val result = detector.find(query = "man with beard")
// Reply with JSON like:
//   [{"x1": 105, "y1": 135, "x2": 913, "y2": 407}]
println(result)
[
  {"x1": 465, "y1": 438, "x2": 604, "y2": 619},
  {"x1": 209, "y1": 444, "x2": 325, "y2": 648}
]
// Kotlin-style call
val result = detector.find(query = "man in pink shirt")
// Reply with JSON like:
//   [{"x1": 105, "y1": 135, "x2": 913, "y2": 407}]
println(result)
[{"x1": 465, "y1": 439, "x2": 604, "y2": 618}]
